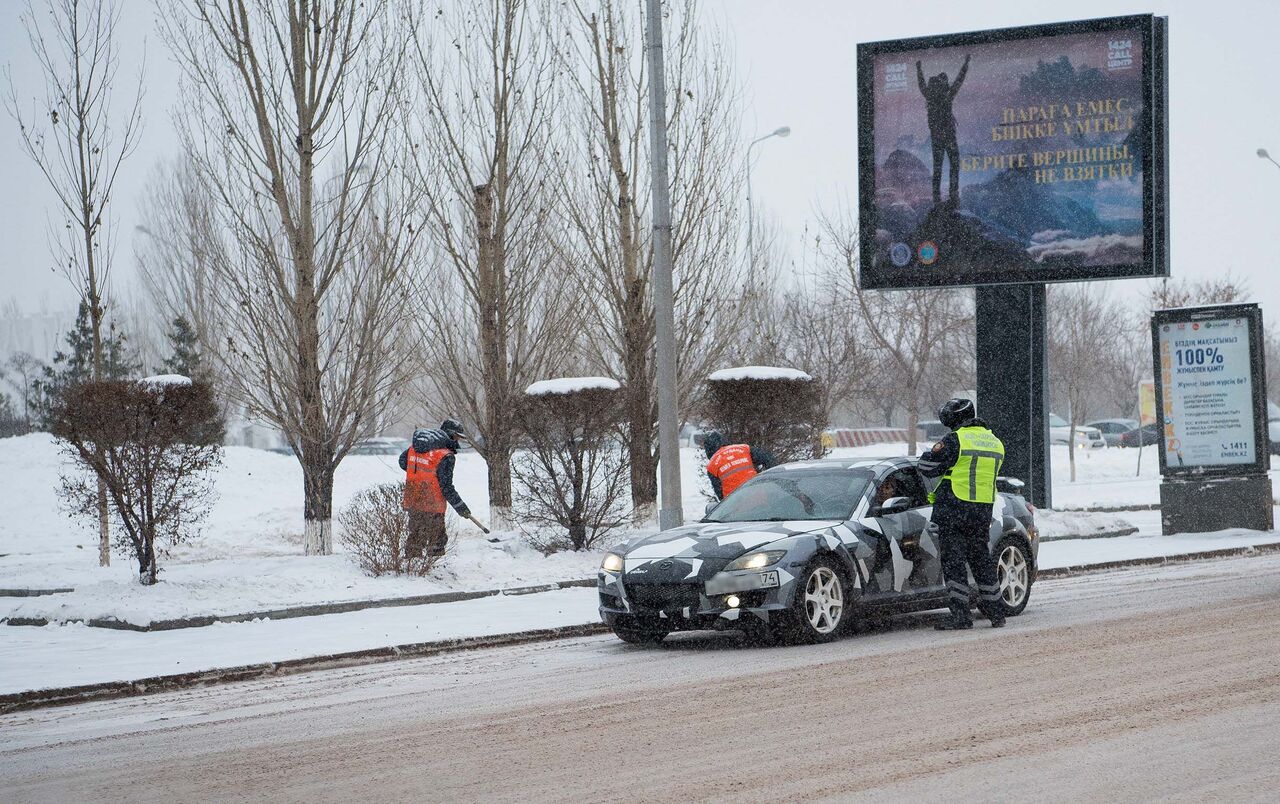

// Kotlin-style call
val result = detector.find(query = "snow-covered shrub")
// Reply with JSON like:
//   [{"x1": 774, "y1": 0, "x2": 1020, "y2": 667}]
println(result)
[
  {"x1": 338, "y1": 482, "x2": 438, "y2": 576},
  {"x1": 704, "y1": 366, "x2": 828, "y2": 463},
  {"x1": 48, "y1": 377, "x2": 224, "y2": 584},
  {"x1": 513, "y1": 378, "x2": 630, "y2": 552}
]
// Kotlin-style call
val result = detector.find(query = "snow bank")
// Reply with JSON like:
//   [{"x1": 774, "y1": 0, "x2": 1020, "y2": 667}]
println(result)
[
  {"x1": 708, "y1": 366, "x2": 812, "y2": 382},
  {"x1": 525, "y1": 376, "x2": 620, "y2": 396}
]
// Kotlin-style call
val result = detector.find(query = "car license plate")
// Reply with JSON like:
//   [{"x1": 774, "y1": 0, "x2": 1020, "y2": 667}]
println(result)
[{"x1": 759, "y1": 570, "x2": 780, "y2": 589}]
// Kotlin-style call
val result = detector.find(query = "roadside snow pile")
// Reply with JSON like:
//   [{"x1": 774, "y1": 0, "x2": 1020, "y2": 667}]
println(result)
[
  {"x1": 525, "y1": 376, "x2": 621, "y2": 396},
  {"x1": 1034, "y1": 509, "x2": 1138, "y2": 541},
  {"x1": 708, "y1": 365, "x2": 812, "y2": 382}
]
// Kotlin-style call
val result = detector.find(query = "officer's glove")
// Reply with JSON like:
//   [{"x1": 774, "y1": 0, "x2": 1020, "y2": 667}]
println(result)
[{"x1": 457, "y1": 506, "x2": 472, "y2": 520}]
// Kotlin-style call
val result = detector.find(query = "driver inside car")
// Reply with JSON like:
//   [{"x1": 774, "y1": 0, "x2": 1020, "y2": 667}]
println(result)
[{"x1": 874, "y1": 477, "x2": 901, "y2": 507}]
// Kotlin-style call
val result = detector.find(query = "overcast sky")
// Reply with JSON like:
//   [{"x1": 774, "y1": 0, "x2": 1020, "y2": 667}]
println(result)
[{"x1": 2, "y1": 0, "x2": 1278, "y2": 313}]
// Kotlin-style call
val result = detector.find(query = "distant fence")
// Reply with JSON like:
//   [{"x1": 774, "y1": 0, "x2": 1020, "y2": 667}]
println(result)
[{"x1": 823, "y1": 428, "x2": 909, "y2": 448}]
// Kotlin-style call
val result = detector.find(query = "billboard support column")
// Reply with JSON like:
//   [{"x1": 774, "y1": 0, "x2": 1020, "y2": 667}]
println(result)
[{"x1": 976, "y1": 283, "x2": 1051, "y2": 509}]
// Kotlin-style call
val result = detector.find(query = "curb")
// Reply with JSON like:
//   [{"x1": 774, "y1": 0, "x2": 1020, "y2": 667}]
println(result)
[
  {"x1": 1036, "y1": 540, "x2": 1280, "y2": 579},
  {"x1": 1055, "y1": 504, "x2": 1161, "y2": 513},
  {"x1": 0, "y1": 621, "x2": 610, "y2": 715},
  {"x1": 2, "y1": 578, "x2": 597, "y2": 631},
  {"x1": 0, "y1": 588, "x2": 74, "y2": 598},
  {"x1": 7, "y1": 543, "x2": 1280, "y2": 714},
  {"x1": 1040, "y1": 526, "x2": 1140, "y2": 542}
]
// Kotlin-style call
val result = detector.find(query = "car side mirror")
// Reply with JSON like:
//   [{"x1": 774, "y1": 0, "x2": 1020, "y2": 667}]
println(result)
[
  {"x1": 871, "y1": 496, "x2": 912, "y2": 516},
  {"x1": 997, "y1": 476, "x2": 1025, "y2": 495}
]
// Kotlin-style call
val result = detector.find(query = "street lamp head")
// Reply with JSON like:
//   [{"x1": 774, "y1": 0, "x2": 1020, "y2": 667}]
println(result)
[
  {"x1": 773, "y1": 126, "x2": 791, "y2": 138},
  {"x1": 1258, "y1": 147, "x2": 1271, "y2": 159}
]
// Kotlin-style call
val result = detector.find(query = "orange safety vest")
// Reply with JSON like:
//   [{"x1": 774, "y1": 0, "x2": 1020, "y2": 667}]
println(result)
[
  {"x1": 707, "y1": 444, "x2": 758, "y2": 498},
  {"x1": 403, "y1": 448, "x2": 450, "y2": 513}
]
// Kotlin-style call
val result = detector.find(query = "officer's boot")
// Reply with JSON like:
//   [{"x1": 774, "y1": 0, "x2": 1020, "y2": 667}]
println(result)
[
  {"x1": 934, "y1": 603, "x2": 973, "y2": 631},
  {"x1": 986, "y1": 607, "x2": 1006, "y2": 628}
]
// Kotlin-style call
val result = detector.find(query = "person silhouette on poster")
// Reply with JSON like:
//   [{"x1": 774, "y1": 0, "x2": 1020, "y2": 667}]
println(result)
[{"x1": 917, "y1": 54, "x2": 970, "y2": 205}]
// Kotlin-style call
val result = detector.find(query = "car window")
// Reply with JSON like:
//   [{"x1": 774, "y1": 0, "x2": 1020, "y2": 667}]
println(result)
[
  {"x1": 1049, "y1": 413, "x2": 1068, "y2": 427},
  {"x1": 707, "y1": 469, "x2": 875, "y2": 523},
  {"x1": 873, "y1": 468, "x2": 929, "y2": 510}
]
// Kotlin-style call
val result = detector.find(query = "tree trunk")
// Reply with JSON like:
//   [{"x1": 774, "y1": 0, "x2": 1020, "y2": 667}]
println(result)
[
  {"x1": 137, "y1": 532, "x2": 158, "y2": 585},
  {"x1": 85, "y1": 226, "x2": 110, "y2": 567},
  {"x1": 905, "y1": 391, "x2": 920, "y2": 456},
  {"x1": 473, "y1": 183, "x2": 514, "y2": 525},
  {"x1": 301, "y1": 449, "x2": 335, "y2": 555}
]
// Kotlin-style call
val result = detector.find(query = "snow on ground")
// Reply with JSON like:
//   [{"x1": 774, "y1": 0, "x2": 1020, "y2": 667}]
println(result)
[
  {"x1": 2, "y1": 434, "x2": 1277, "y2": 626},
  {"x1": 0, "y1": 588, "x2": 598, "y2": 695}
]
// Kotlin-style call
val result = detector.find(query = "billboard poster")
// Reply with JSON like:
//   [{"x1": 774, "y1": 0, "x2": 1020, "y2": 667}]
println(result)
[
  {"x1": 858, "y1": 15, "x2": 1168, "y2": 289},
  {"x1": 1138, "y1": 380, "x2": 1155, "y2": 425},
  {"x1": 1152, "y1": 304, "x2": 1269, "y2": 476}
]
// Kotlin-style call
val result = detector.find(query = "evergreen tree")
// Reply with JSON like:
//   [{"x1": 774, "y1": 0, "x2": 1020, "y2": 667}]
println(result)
[
  {"x1": 161, "y1": 316, "x2": 204, "y2": 379},
  {"x1": 38, "y1": 302, "x2": 141, "y2": 424}
]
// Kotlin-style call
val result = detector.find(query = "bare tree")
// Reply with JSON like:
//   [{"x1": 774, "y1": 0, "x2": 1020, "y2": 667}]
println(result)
[
  {"x1": 556, "y1": 0, "x2": 745, "y2": 521},
  {"x1": 161, "y1": 0, "x2": 419, "y2": 554},
  {"x1": 5, "y1": 0, "x2": 145, "y2": 567},
  {"x1": 1049, "y1": 284, "x2": 1127, "y2": 481},
  {"x1": 820, "y1": 209, "x2": 972, "y2": 453},
  {"x1": 134, "y1": 158, "x2": 224, "y2": 366},
  {"x1": 3, "y1": 352, "x2": 46, "y2": 431},
  {"x1": 409, "y1": 0, "x2": 578, "y2": 529}
]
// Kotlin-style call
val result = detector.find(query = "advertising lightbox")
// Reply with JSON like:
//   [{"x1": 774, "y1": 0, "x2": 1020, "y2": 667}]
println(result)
[
  {"x1": 858, "y1": 15, "x2": 1168, "y2": 289},
  {"x1": 1152, "y1": 304, "x2": 1269, "y2": 477}
]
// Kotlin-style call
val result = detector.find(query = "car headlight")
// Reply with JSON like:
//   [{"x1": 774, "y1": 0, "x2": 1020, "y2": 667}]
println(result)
[
  {"x1": 725, "y1": 550, "x2": 786, "y2": 572},
  {"x1": 601, "y1": 552, "x2": 624, "y2": 573}
]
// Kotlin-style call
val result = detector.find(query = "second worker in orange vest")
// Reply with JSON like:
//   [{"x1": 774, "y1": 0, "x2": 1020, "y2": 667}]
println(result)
[
  {"x1": 702, "y1": 431, "x2": 778, "y2": 500},
  {"x1": 399, "y1": 420, "x2": 473, "y2": 558}
]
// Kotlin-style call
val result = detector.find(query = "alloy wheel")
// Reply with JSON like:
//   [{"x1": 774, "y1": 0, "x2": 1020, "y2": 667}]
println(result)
[
  {"x1": 804, "y1": 566, "x2": 844, "y2": 634},
  {"x1": 998, "y1": 544, "x2": 1029, "y2": 608}
]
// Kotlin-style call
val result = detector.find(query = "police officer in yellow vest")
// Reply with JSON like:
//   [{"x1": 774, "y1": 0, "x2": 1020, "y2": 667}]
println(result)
[{"x1": 918, "y1": 398, "x2": 1007, "y2": 629}]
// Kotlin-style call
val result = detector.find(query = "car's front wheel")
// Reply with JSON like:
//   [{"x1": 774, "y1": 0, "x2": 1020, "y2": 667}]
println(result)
[
  {"x1": 995, "y1": 536, "x2": 1032, "y2": 616},
  {"x1": 780, "y1": 557, "x2": 848, "y2": 644}
]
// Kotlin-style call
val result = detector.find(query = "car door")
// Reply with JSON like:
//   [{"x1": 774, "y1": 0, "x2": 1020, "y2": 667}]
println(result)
[{"x1": 859, "y1": 468, "x2": 943, "y2": 600}]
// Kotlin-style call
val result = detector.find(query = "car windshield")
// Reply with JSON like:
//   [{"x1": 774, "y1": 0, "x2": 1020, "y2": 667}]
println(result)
[{"x1": 706, "y1": 469, "x2": 874, "y2": 523}]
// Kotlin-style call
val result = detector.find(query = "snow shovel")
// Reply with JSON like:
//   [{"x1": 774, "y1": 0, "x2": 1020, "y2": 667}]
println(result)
[{"x1": 466, "y1": 514, "x2": 498, "y2": 541}]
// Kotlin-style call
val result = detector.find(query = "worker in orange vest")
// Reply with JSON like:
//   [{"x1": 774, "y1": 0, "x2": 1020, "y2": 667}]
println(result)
[
  {"x1": 703, "y1": 431, "x2": 777, "y2": 500},
  {"x1": 398, "y1": 420, "x2": 472, "y2": 558}
]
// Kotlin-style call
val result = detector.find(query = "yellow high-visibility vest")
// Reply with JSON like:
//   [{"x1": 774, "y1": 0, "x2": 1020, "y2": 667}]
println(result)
[{"x1": 943, "y1": 425, "x2": 1005, "y2": 503}]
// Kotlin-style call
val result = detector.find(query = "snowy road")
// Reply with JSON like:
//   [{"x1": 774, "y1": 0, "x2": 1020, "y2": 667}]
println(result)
[{"x1": 4, "y1": 553, "x2": 1280, "y2": 802}]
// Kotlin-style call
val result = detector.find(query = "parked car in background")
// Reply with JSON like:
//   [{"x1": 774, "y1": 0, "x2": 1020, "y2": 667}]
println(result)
[
  {"x1": 915, "y1": 419, "x2": 949, "y2": 442},
  {"x1": 1085, "y1": 418, "x2": 1138, "y2": 447},
  {"x1": 1119, "y1": 422, "x2": 1161, "y2": 448},
  {"x1": 1049, "y1": 413, "x2": 1105, "y2": 449}
]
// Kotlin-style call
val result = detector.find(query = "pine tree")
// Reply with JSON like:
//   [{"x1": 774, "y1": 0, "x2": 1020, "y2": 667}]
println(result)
[
  {"x1": 162, "y1": 316, "x2": 204, "y2": 379},
  {"x1": 38, "y1": 302, "x2": 141, "y2": 424}
]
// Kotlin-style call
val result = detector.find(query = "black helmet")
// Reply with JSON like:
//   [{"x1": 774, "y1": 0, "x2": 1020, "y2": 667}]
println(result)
[
  {"x1": 702, "y1": 431, "x2": 724, "y2": 459},
  {"x1": 938, "y1": 398, "x2": 976, "y2": 431},
  {"x1": 440, "y1": 419, "x2": 467, "y2": 440}
]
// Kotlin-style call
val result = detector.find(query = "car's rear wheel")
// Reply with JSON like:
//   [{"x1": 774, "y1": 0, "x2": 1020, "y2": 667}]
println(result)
[
  {"x1": 995, "y1": 536, "x2": 1032, "y2": 616},
  {"x1": 780, "y1": 557, "x2": 847, "y2": 644},
  {"x1": 612, "y1": 622, "x2": 669, "y2": 645}
]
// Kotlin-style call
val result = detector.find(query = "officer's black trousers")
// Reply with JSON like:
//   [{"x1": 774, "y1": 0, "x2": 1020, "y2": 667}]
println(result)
[{"x1": 932, "y1": 500, "x2": 1002, "y2": 619}]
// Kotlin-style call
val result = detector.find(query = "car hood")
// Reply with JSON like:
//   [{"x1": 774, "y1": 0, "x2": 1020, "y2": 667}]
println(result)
[{"x1": 621, "y1": 519, "x2": 839, "y2": 564}]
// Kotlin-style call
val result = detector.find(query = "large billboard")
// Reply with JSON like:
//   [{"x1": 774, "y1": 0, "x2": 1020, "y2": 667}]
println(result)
[
  {"x1": 1152, "y1": 304, "x2": 1269, "y2": 477},
  {"x1": 858, "y1": 15, "x2": 1168, "y2": 289}
]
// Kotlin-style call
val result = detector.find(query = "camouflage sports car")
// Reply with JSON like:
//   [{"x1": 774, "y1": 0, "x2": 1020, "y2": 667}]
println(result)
[{"x1": 598, "y1": 457, "x2": 1038, "y2": 645}]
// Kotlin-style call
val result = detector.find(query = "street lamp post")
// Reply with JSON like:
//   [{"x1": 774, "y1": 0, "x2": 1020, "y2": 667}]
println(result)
[{"x1": 745, "y1": 126, "x2": 791, "y2": 280}]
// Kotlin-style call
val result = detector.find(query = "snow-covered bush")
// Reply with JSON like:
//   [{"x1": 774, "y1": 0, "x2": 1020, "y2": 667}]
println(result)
[
  {"x1": 513, "y1": 378, "x2": 630, "y2": 552},
  {"x1": 48, "y1": 376, "x2": 224, "y2": 584},
  {"x1": 338, "y1": 482, "x2": 439, "y2": 576},
  {"x1": 704, "y1": 366, "x2": 828, "y2": 463}
]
